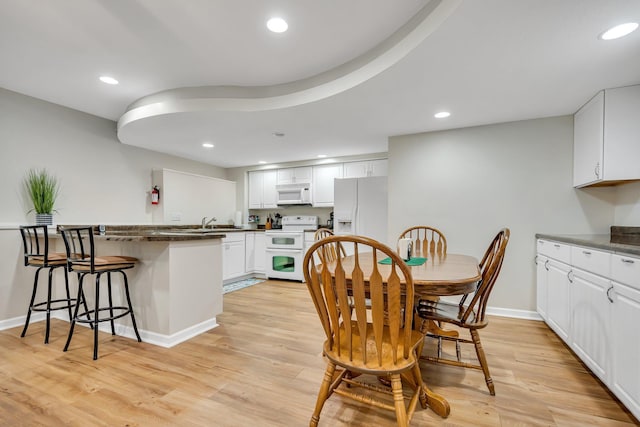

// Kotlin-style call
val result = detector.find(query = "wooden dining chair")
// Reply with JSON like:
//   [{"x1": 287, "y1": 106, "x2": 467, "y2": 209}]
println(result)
[
  {"x1": 398, "y1": 226, "x2": 447, "y2": 258},
  {"x1": 303, "y1": 235, "x2": 428, "y2": 427},
  {"x1": 416, "y1": 228, "x2": 510, "y2": 396},
  {"x1": 313, "y1": 228, "x2": 346, "y2": 263}
]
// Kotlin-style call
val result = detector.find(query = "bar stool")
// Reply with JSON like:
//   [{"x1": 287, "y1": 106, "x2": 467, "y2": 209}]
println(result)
[
  {"x1": 19, "y1": 225, "x2": 87, "y2": 343},
  {"x1": 59, "y1": 226, "x2": 142, "y2": 360}
]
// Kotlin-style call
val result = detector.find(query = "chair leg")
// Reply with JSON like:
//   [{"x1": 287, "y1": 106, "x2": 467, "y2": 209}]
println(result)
[
  {"x1": 44, "y1": 267, "x2": 54, "y2": 344},
  {"x1": 107, "y1": 272, "x2": 116, "y2": 335},
  {"x1": 64, "y1": 273, "x2": 86, "y2": 352},
  {"x1": 21, "y1": 267, "x2": 43, "y2": 338},
  {"x1": 390, "y1": 374, "x2": 408, "y2": 427},
  {"x1": 93, "y1": 273, "x2": 101, "y2": 360},
  {"x1": 63, "y1": 267, "x2": 72, "y2": 321},
  {"x1": 470, "y1": 329, "x2": 495, "y2": 395},
  {"x1": 121, "y1": 271, "x2": 142, "y2": 342},
  {"x1": 310, "y1": 362, "x2": 336, "y2": 427},
  {"x1": 78, "y1": 273, "x2": 93, "y2": 329}
]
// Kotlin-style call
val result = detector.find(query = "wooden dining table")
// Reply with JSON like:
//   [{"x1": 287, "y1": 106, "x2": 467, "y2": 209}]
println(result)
[{"x1": 326, "y1": 251, "x2": 481, "y2": 418}]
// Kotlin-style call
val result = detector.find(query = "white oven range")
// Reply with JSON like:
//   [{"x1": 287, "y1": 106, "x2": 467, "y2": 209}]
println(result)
[{"x1": 264, "y1": 215, "x2": 318, "y2": 281}]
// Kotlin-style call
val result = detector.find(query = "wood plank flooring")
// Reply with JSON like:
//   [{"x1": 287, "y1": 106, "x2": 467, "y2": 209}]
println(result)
[{"x1": 0, "y1": 280, "x2": 637, "y2": 426}]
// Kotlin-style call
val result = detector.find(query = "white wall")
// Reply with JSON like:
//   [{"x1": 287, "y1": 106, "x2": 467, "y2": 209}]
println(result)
[
  {"x1": 0, "y1": 87, "x2": 227, "y2": 226},
  {"x1": 0, "y1": 88, "x2": 227, "y2": 324},
  {"x1": 614, "y1": 181, "x2": 640, "y2": 225},
  {"x1": 388, "y1": 116, "x2": 616, "y2": 312}
]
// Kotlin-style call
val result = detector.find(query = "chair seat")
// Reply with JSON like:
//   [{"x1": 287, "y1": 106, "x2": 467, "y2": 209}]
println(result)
[
  {"x1": 417, "y1": 300, "x2": 488, "y2": 330},
  {"x1": 324, "y1": 323, "x2": 424, "y2": 374},
  {"x1": 26, "y1": 252, "x2": 67, "y2": 266},
  {"x1": 75, "y1": 255, "x2": 139, "y2": 265}
]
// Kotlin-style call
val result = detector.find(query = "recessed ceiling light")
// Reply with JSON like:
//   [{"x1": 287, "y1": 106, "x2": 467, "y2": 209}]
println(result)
[
  {"x1": 317, "y1": 154, "x2": 327, "y2": 158},
  {"x1": 434, "y1": 111, "x2": 451, "y2": 118},
  {"x1": 258, "y1": 161, "x2": 267, "y2": 164},
  {"x1": 600, "y1": 22, "x2": 638, "y2": 40},
  {"x1": 99, "y1": 76, "x2": 118, "y2": 85},
  {"x1": 202, "y1": 143, "x2": 214, "y2": 148},
  {"x1": 267, "y1": 17, "x2": 288, "y2": 33}
]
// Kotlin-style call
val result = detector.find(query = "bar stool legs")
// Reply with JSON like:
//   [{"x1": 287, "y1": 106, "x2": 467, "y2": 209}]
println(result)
[
  {"x1": 21, "y1": 264, "x2": 74, "y2": 344},
  {"x1": 64, "y1": 270, "x2": 142, "y2": 360}
]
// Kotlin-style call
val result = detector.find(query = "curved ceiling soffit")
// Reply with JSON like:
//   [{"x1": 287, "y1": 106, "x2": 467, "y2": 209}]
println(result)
[{"x1": 117, "y1": 0, "x2": 461, "y2": 137}]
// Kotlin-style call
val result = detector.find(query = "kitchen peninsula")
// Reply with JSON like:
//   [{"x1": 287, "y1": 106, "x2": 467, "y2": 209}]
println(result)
[{"x1": 52, "y1": 225, "x2": 235, "y2": 348}]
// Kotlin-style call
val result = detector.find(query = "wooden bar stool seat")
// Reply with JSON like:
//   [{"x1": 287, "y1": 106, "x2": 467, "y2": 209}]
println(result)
[{"x1": 59, "y1": 226, "x2": 142, "y2": 360}]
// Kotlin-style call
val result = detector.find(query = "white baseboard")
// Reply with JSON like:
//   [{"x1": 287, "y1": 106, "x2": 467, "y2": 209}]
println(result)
[
  {"x1": 0, "y1": 313, "x2": 219, "y2": 348},
  {"x1": 486, "y1": 306, "x2": 543, "y2": 321}
]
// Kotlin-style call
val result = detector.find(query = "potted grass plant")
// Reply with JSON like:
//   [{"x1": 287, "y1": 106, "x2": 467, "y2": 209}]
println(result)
[{"x1": 24, "y1": 168, "x2": 60, "y2": 225}]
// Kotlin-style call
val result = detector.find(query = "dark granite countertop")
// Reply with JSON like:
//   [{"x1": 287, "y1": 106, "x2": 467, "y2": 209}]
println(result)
[
  {"x1": 52, "y1": 224, "x2": 263, "y2": 242},
  {"x1": 535, "y1": 233, "x2": 640, "y2": 257}
]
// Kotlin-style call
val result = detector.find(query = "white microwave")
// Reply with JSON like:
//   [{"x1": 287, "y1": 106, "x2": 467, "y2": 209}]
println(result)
[{"x1": 276, "y1": 184, "x2": 312, "y2": 205}]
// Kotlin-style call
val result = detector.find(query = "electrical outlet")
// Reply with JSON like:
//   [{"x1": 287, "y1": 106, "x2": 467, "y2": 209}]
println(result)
[{"x1": 170, "y1": 212, "x2": 181, "y2": 221}]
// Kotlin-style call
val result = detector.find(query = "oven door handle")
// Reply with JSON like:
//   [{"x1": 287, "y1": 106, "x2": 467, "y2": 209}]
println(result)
[{"x1": 266, "y1": 248, "x2": 303, "y2": 253}]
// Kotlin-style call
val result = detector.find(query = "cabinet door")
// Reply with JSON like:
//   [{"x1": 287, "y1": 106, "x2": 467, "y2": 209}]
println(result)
[
  {"x1": 343, "y1": 161, "x2": 369, "y2": 178},
  {"x1": 254, "y1": 233, "x2": 266, "y2": 273},
  {"x1": 248, "y1": 171, "x2": 264, "y2": 209},
  {"x1": 536, "y1": 254, "x2": 548, "y2": 320},
  {"x1": 569, "y1": 268, "x2": 611, "y2": 383},
  {"x1": 546, "y1": 259, "x2": 571, "y2": 343},
  {"x1": 368, "y1": 159, "x2": 388, "y2": 177},
  {"x1": 610, "y1": 281, "x2": 640, "y2": 420},
  {"x1": 277, "y1": 168, "x2": 295, "y2": 185},
  {"x1": 245, "y1": 232, "x2": 255, "y2": 273},
  {"x1": 223, "y1": 237, "x2": 245, "y2": 280},
  {"x1": 312, "y1": 164, "x2": 343, "y2": 207},
  {"x1": 262, "y1": 170, "x2": 278, "y2": 208},
  {"x1": 603, "y1": 85, "x2": 640, "y2": 181},
  {"x1": 293, "y1": 166, "x2": 312, "y2": 183},
  {"x1": 573, "y1": 91, "x2": 604, "y2": 187}
]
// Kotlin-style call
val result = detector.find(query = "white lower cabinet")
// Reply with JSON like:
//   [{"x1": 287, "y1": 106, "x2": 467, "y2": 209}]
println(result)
[
  {"x1": 546, "y1": 259, "x2": 571, "y2": 342},
  {"x1": 569, "y1": 268, "x2": 611, "y2": 382},
  {"x1": 535, "y1": 254, "x2": 548, "y2": 320},
  {"x1": 222, "y1": 234, "x2": 246, "y2": 281},
  {"x1": 244, "y1": 232, "x2": 266, "y2": 274},
  {"x1": 536, "y1": 239, "x2": 640, "y2": 421}
]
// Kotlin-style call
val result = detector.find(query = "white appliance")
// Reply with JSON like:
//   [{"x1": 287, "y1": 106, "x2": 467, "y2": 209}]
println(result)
[
  {"x1": 265, "y1": 215, "x2": 318, "y2": 281},
  {"x1": 276, "y1": 184, "x2": 312, "y2": 206},
  {"x1": 333, "y1": 176, "x2": 388, "y2": 252}
]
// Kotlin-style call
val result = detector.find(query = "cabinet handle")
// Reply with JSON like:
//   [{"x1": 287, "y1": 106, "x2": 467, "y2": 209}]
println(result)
[
  {"x1": 534, "y1": 255, "x2": 538, "y2": 265},
  {"x1": 567, "y1": 270, "x2": 573, "y2": 283},
  {"x1": 554, "y1": 244, "x2": 560, "y2": 248},
  {"x1": 621, "y1": 258, "x2": 635, "y2": 264},
  {"x1": 594, "y1": 162, "x2": 600, "y2": 179},
  {"x1": 606, "y1": 285, "x2": 614, "y2": 303},
  {"x1": 544, "y1": 260, "x2": 549, "y2": 271},
  {"x1": 582, "y1": 250, "x2": 591, "y2": 256}
]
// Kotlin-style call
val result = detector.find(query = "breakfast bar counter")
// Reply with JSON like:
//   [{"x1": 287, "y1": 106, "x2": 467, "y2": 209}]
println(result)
[{"x1": 51, "y1": 225, "x2": 233, "y2": 347}]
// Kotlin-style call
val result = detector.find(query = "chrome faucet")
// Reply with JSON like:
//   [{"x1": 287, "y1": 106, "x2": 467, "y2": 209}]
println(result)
[{"x1": 202, "y1": 216, "x2": 217, "y2": 228}]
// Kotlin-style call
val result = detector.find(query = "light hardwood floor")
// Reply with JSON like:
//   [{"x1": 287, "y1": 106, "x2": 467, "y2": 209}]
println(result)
[{"x1": 0, "y1": 280, "x2": 637, "y2": 426}]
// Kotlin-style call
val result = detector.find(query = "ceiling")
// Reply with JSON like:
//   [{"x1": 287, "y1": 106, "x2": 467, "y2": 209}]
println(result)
[{"x1": 1, "y1": 0, "x2": 639, "y2": 168}]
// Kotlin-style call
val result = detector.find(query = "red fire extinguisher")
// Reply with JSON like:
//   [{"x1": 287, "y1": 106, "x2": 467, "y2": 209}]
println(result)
[{"x1": 151, "y1": 186, "x2": 160, "y2": 205}]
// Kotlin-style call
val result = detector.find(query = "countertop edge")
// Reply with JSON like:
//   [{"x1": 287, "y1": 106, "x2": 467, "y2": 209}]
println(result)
[{"x1": 535, "y1": 233, "x2": 640, "y2": 257}]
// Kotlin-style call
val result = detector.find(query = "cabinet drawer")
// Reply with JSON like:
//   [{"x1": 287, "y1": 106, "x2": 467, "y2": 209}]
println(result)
[
  {"x1": 222, "y1": 233, "x2": 245, "y2": 243},
  {"x1": 537, "y1": 240, "x2": 570, "y2": 264},
  {"x1": 571, "y1": 246, "x2": 610, "y2": 277},
  {"x1": 611, "y1": 254, "x2": 640, "y2": 290}
]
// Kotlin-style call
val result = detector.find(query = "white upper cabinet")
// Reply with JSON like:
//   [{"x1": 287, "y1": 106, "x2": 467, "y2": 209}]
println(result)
[
  {"x1": 343, "y1": 159, "x2": 388, "y2": 178},
  {"x1": 574, "y1": 85, "x2": 640, "y2": 187},
  {"x1": 248, "y1": 170, "x2": 277, "y2": 209},
  {"x1": 312, "y1": 163, "x2": 343, "y2": 207},
  {"x1": 277, "y1": 166, "x2": 312, "y2": 185}
]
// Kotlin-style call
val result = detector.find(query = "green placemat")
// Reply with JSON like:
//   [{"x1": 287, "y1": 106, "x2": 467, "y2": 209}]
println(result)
[{"x1": 378, "y1": 257, "x2": 427, "y2": 266}]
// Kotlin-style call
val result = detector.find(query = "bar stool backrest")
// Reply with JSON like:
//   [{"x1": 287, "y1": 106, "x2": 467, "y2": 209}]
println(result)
[
  {"x1": 19, "y1": 225, "x2": 50, "y2": 266},
  {"x1": 59, "y1": 226, "x2": 95, "y2": 273}
]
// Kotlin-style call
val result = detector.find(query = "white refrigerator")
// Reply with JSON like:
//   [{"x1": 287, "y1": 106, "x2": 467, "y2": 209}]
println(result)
[{"x1": 333, "y1": 176, "x2": 388, "y2": 252}]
